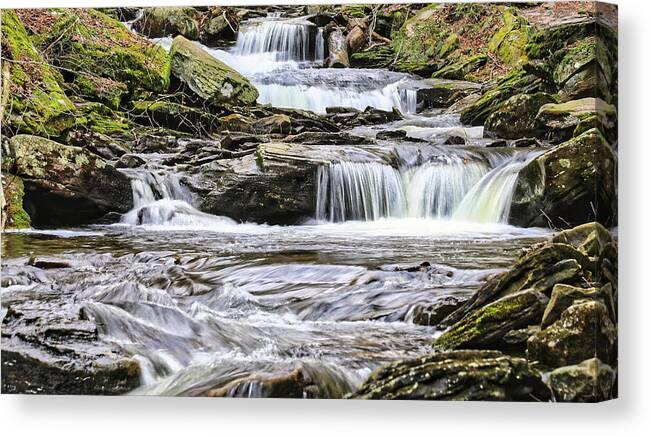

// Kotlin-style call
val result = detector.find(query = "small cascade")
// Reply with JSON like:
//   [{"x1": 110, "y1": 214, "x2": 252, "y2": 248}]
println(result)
[
  {"x1": 235, "y1": 19, "x2": 325, "y2": 62},
  {"x1": 453, "y1": 151, "x2": 542, "y2": 224},
  {"x1": 121, "y1": 170, "x2": 235, "y2": 227},
  {"x1": 316, "y1": 152, "x2": 538, "y2": 224}
]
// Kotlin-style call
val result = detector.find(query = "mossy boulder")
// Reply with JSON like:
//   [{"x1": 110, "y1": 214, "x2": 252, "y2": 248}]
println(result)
[
  {"x1": 487, "y1": 8, "x2": 532, "y2": 67},
  {"x1": 510, "y1": 128, "x2": 617, "y2": 228},
  {"x1": 460, "y1": 68, "x2": 548, "y2": 126},
  {"x1": 201, "y1": 9, "x2": 239, "y2": 45},
  {"x1": 70, "y1": 74, "x2": 128, "y2": 110},
  {"x1": 416, "y1": 78, "x2": 482, "y2": 109},
  {"x1": 484, "y1": 92, "x2": 557, "y2": 139},
  {"x1": 551, "y1": 221, "x2": 615, "y2": 258},
  {"x1": 547, "y1": 358, "x2": 616, "y2": 402},
  {"x1": 1, "y1": 10, "x2": 75, "y2": 137},
  {"x1": 32, "y1": 8, "x2": 170, "y2": 94},
  {"x1": 536, "y1": 97, "x2": 617, "y2": 143},
  {"x1": 527, "y1": 300, "x2": 617, "y2": 367},
  {"x1": 435, "y1": 289, "x2": 549, "y2": 350},
  {"x1": 554, "y1": 36, "x2": 613, "y2": 102},
  {"x1": 353, "y1": 350, "x2": 550, "y2": 401},
  {"x1": 131, "y1": 100, "x2": 219, "y2": 135},
  {"x1": 442, "y1": 242, "x2": 591, "y2": 326},
  {"x1": 431, "y1": 54, "x2": 487, "y2": 80},
  {"x1": 133, "y1": 7, "x2": 200, "y2": 40},
  {"x1": 350, "y1": 44, "x2": 396, "y2": 69},
  {"x1": 541, "y1": 283, "x2": 616, "y2": 329},
  {"x1": 251, "y1": 114, "x2": 292, "y2": 135},
  {"x1": 6, "y1": 134, "x2": 133, "y2": 226},
  {"x1": 1, "y1": 174, "x2": 31, "y2": 229},
  {"x1": 170, "y1": 35, "x2": 258, "y2": 107}
]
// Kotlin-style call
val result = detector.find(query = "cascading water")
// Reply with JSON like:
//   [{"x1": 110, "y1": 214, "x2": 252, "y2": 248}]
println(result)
[{"x1": 316, "y1": 152, "x2": 539, "y2": 224}]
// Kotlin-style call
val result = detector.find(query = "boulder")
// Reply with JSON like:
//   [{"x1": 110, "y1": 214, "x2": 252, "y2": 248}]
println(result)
[
  {"x1": 410, "y1": 296, "x2": 467, "y2": 326},
  {"x1": 431, "y1": 54, "x2": 487, "y2": 80},
  {"x1": 416, "y1": 78, "x2": 482, "y2": 109},
  {"x1": 541, "y1": 283, "x2": 616, "y2": 329},
  {"x1": 201, "y1": 9, "x2": 239, "y2": 45},
  {"x1": 484, "y1": 92, "x2": 557, "y2": 139},
  {"x1": 548, "y1": 358, "x2": 616, "y2": 402},
  {"x1": 554, "y1": 37, "x2": 614, "y2": 102},
  {"x1": 285, "y1": 131, "x2": 373, "y2": 145},
  {"x1": 1, "y1": 11, "x2": 75, "y2": 137},
  {"x1": 350, "y1": 44, "x2": 396, "y2": 69},
  {"x1": 30, "y1": 9, "x2": 170, "y2": 94},
  {"x1": 435, "y1": 289, "x2": 549, "y2": 350},
  {"x1": 170, "y1": 35, "x2": 259, "y2": 107},
  {"x1": 70, "y1": 74, "x2": 129, "y2": 110},
  {"x1": 510, "y1": 128, "x2": 617, "y2": 228},
  {"x1": 131, "y1": 100, "x2": 219, "y2": 135},
  {"x1": 133, "y1": 7, "x2": 200, "y2": 40},
  {"x1": 353, "y1": 350, "x2": 550, "y2": 401},
  {"x1": 552, "y1": 221, "x2": 615, "y2": 258},
  {"x1": 535, "y1": 97, "x2": 617, "y2": 143},
  {"x1": 460, "y1": 69, "x2": 549, "y2": 126},
  {"x1": 6, "y1": 135, "x2": 133, "y2": 226},
  {"x1": 251, "y1": 114, "x2": 292, "y2": 135},
  {"x1": 1, "y1": 174, "x2": 31, "y2": 229},
  {"x1": 487, "y1": 8, "x2": 532, "y2": 67},
  {"x1": 442, "y1": 242, "x2": 591, "y2": 326},
  {"x1": 527, "y1": 301, "x2": 617, "y2": 367},
  {"x1": 501, "y1": 325, "x2": 540, "y2": 348}
]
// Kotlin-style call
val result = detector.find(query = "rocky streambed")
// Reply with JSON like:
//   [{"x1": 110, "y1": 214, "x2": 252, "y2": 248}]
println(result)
[{"x1": 1, "y1": 3, "x2": 617, "y2": 401}]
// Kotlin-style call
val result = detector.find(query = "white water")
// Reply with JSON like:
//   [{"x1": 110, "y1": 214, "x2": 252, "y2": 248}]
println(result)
[{"x1": 316, "y1": 152, "x2": 539, "y2": 223}]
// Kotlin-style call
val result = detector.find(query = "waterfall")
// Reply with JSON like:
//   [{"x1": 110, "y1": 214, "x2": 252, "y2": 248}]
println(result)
[
  {"x1": 316, "y1": 152, "x2": 538, "y2": 224},
  {"x1": 121, "y1": 170, "x2": 235, "y2": 227},
  {"x1": 235, "y1": 19, "x2": 325, "y2": 62}
]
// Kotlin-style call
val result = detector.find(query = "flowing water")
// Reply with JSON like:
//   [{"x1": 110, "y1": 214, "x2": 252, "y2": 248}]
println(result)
[{"x1": 1, "y1": 13, "x2": 554, "y2": 397}]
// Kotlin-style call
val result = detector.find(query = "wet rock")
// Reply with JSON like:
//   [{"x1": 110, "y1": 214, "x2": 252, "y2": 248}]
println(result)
[
  {"x1": 131, "y1": 100, "x2": 219, "y2": 135},
  {"x1": 27, "y1": 256, "x2": 73, "y2": 269},
  {"x1": 116, "y1": 154, "x2": 147, "y2": 169},
  {"x1": 285, "y1": 131, "x2": 373, "y2": 145},
  {"x1": 435, "y1": 289, "x2": 548, "y2": 350},
  {"x1": 329, "y1": 107, "x2": 403, "y2": 128},
  {"x1": 201, "y1": 8, "x2": 239, "y2": 45},
  {"x1": 442, "y1": 242, "x2": 591, "y2": 326},
  {"x1": 410, "y1": 296, "x2": 467, "y2": 326},
  {"x1": 527, "y1": 301, "x2": 617, "y2": 367},
  {"x1": 541, "y1": 283, "x2": 616, "y2": 329},
  {"x1": 353, "y1": 350, "x2": 550, "y2": 401},
  {"x1": 133, "y1": 7, "x2": 200, "y2": 40},
  {"x1": 510, "y1": 128, "x2": 617, "y2": 228},
  {"x1": 102, "y1": 7, "x2": 140, "y2": 22},
  {"x1": 535, "y1": 97, "x2": 617, "y2": 143},
  {"x1": 170, "y1": 35, "x2": 258, "y2": 107},
  {"x1": 554, "y1": 37, "x2": 614, "y2": 102},
  {"x1": 501, "y1": 325, "x2": 540, "y2": 348},
  {"x1": 376, "y1": 130, "x2": 407, "y2": 141},
  {"x1": 484, "y1": 92, "x2": 558, "y2": 139},
  {"x1": 251, "y1": 114, "x2": 292, "y2": 135},
  {"x1": 1, "y1": 11, "x2": 75, "y2": 137},
  {"x1": 548, "y1": 358, "x2": 616, "y2": 402},
  {"x1": 444, "y1": 135, "x2": 466, "y2": 145},
  {"x1": 486, "y1": 139, "x2": 508, "y2": 148},
  {"x1": 431, "y1": 54, "x2": 487, "y2": 80},
  {"x1": 416, "y1": 78, "x2": 482, "y2": 109},
  {"x1": 512, "y1": 137, "x2": 543, "y2": 148},
  {"x1": 6, "y1": 135, "x2": 133, "y2": 226}
]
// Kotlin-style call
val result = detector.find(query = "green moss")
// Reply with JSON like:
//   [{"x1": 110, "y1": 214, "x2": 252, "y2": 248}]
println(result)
[
  {"x1": 34, "y1": 9, "x2": 170, "y2": 94},
  {"x1": 487, "y1": 8, "x2": 532, "y2": 67},
  {"x1": 553, "y1": 37, "x2": 612, "y2": 86},
  {"x1": 1, "y1": 10, "x2": 75, "y2": 138},
  {"x1": 432, "y1": 54, "x2": 487, "y2": 80},
  {"x1": 1, "y1": 174, "x2": 31, "y2": 229},
  {"x1": 71, "y1": 74, "x2": 128, "y2": 109},
  {"x1": 135, "y1": 7, "x2": 199, "y2": 40}
]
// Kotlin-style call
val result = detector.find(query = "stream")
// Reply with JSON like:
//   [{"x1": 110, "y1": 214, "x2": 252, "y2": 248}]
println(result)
[{"x1": 1, "y1": 14, "x2": 553, "y2": 397}]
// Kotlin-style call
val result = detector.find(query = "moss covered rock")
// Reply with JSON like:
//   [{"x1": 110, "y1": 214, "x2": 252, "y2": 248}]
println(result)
[
  {"x1": 417, "y1": 78, "x2": 482, "y2": 109},
  {"x1": 1, "y1": 10, "x2": 75, "y2": 137},
  {"x1": 7, "y1": 134, "x2": 133, "y2": 226},
  {"x1": 435, "y1": 289, "x2": 548, "y2": 350},
  {"x1": 350, "y1": 44, "x2": 396, "y2": 69},
  {"x1": 541, "y1": 283, "x2": 616, "y2": 329},
  {"x1": 1, "y1": 174, "x2": 31, "y2": 229},
  {"x1": 547, "y1": 358, "x2": 616, "y2": 402},
  {"x1": 353, "y1": 350, "x2": 550, "y2": 401},
  {"x1": 201, "y1": 9, "x2": 239, "y2": 45},
  {"x1": 32, "y1": 8, "x2": 170, "y2": 94},
  {"x1": 527, "y1": 300, "x2": 617, "y2": 367},
  {"x1": 536, "y1": 97, "x2": 617, "y2": 143},
  {"x1": 133, "y1": 7, "x2": 200, "y2": 40},
  {"x1": 431, "y1": 54, "x2": 487, "y2": 80},
  {"x1": 170, "y1": 35, "x2": 258, "y2": 107},
  {"x1": 131, "y1": 100, "x2": 219, "y2": 135},
  {"x1": 70, "y1": 74, "x2": 128, "y2": 110},
  {"x1": 487, "y1": 8, "x2": 532, "y2": 67},
  {"x1": 554, "y1": 36, "x2": 613, "y2": 102},
  {"x1": 484, "y1": 92, "x2": 557, "y2": 139},
  {"x1": 510, "y1": 128, "x2": 617, "y2": 228}
]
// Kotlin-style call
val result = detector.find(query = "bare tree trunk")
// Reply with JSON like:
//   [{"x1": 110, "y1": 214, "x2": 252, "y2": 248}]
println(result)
[{"x1": 325, "y1": 28, "x2": 349, "y2": 68}]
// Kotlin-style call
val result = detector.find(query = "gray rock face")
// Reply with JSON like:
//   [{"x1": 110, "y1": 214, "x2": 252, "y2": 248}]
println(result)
[
  {"x1": 353, "y1": 350, "x2": 551, "y2": 401},
  {"x1": 541, "y1": 283, "x2": 616, "y2": 329},
  {"x1": 548, "y1": 358, "x2": 616, "y2": 402},
  {"x1": 484, "y1": 92, "x2": 557, "y2": 139},
  {"x1": 6, "y1": 135, "x2": 133, "y2": 226}
]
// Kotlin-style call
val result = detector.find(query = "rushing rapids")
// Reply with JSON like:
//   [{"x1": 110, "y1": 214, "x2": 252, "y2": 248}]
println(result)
[{"x1": 2, "y1": 10, "x2": 560, "y2": 398}]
